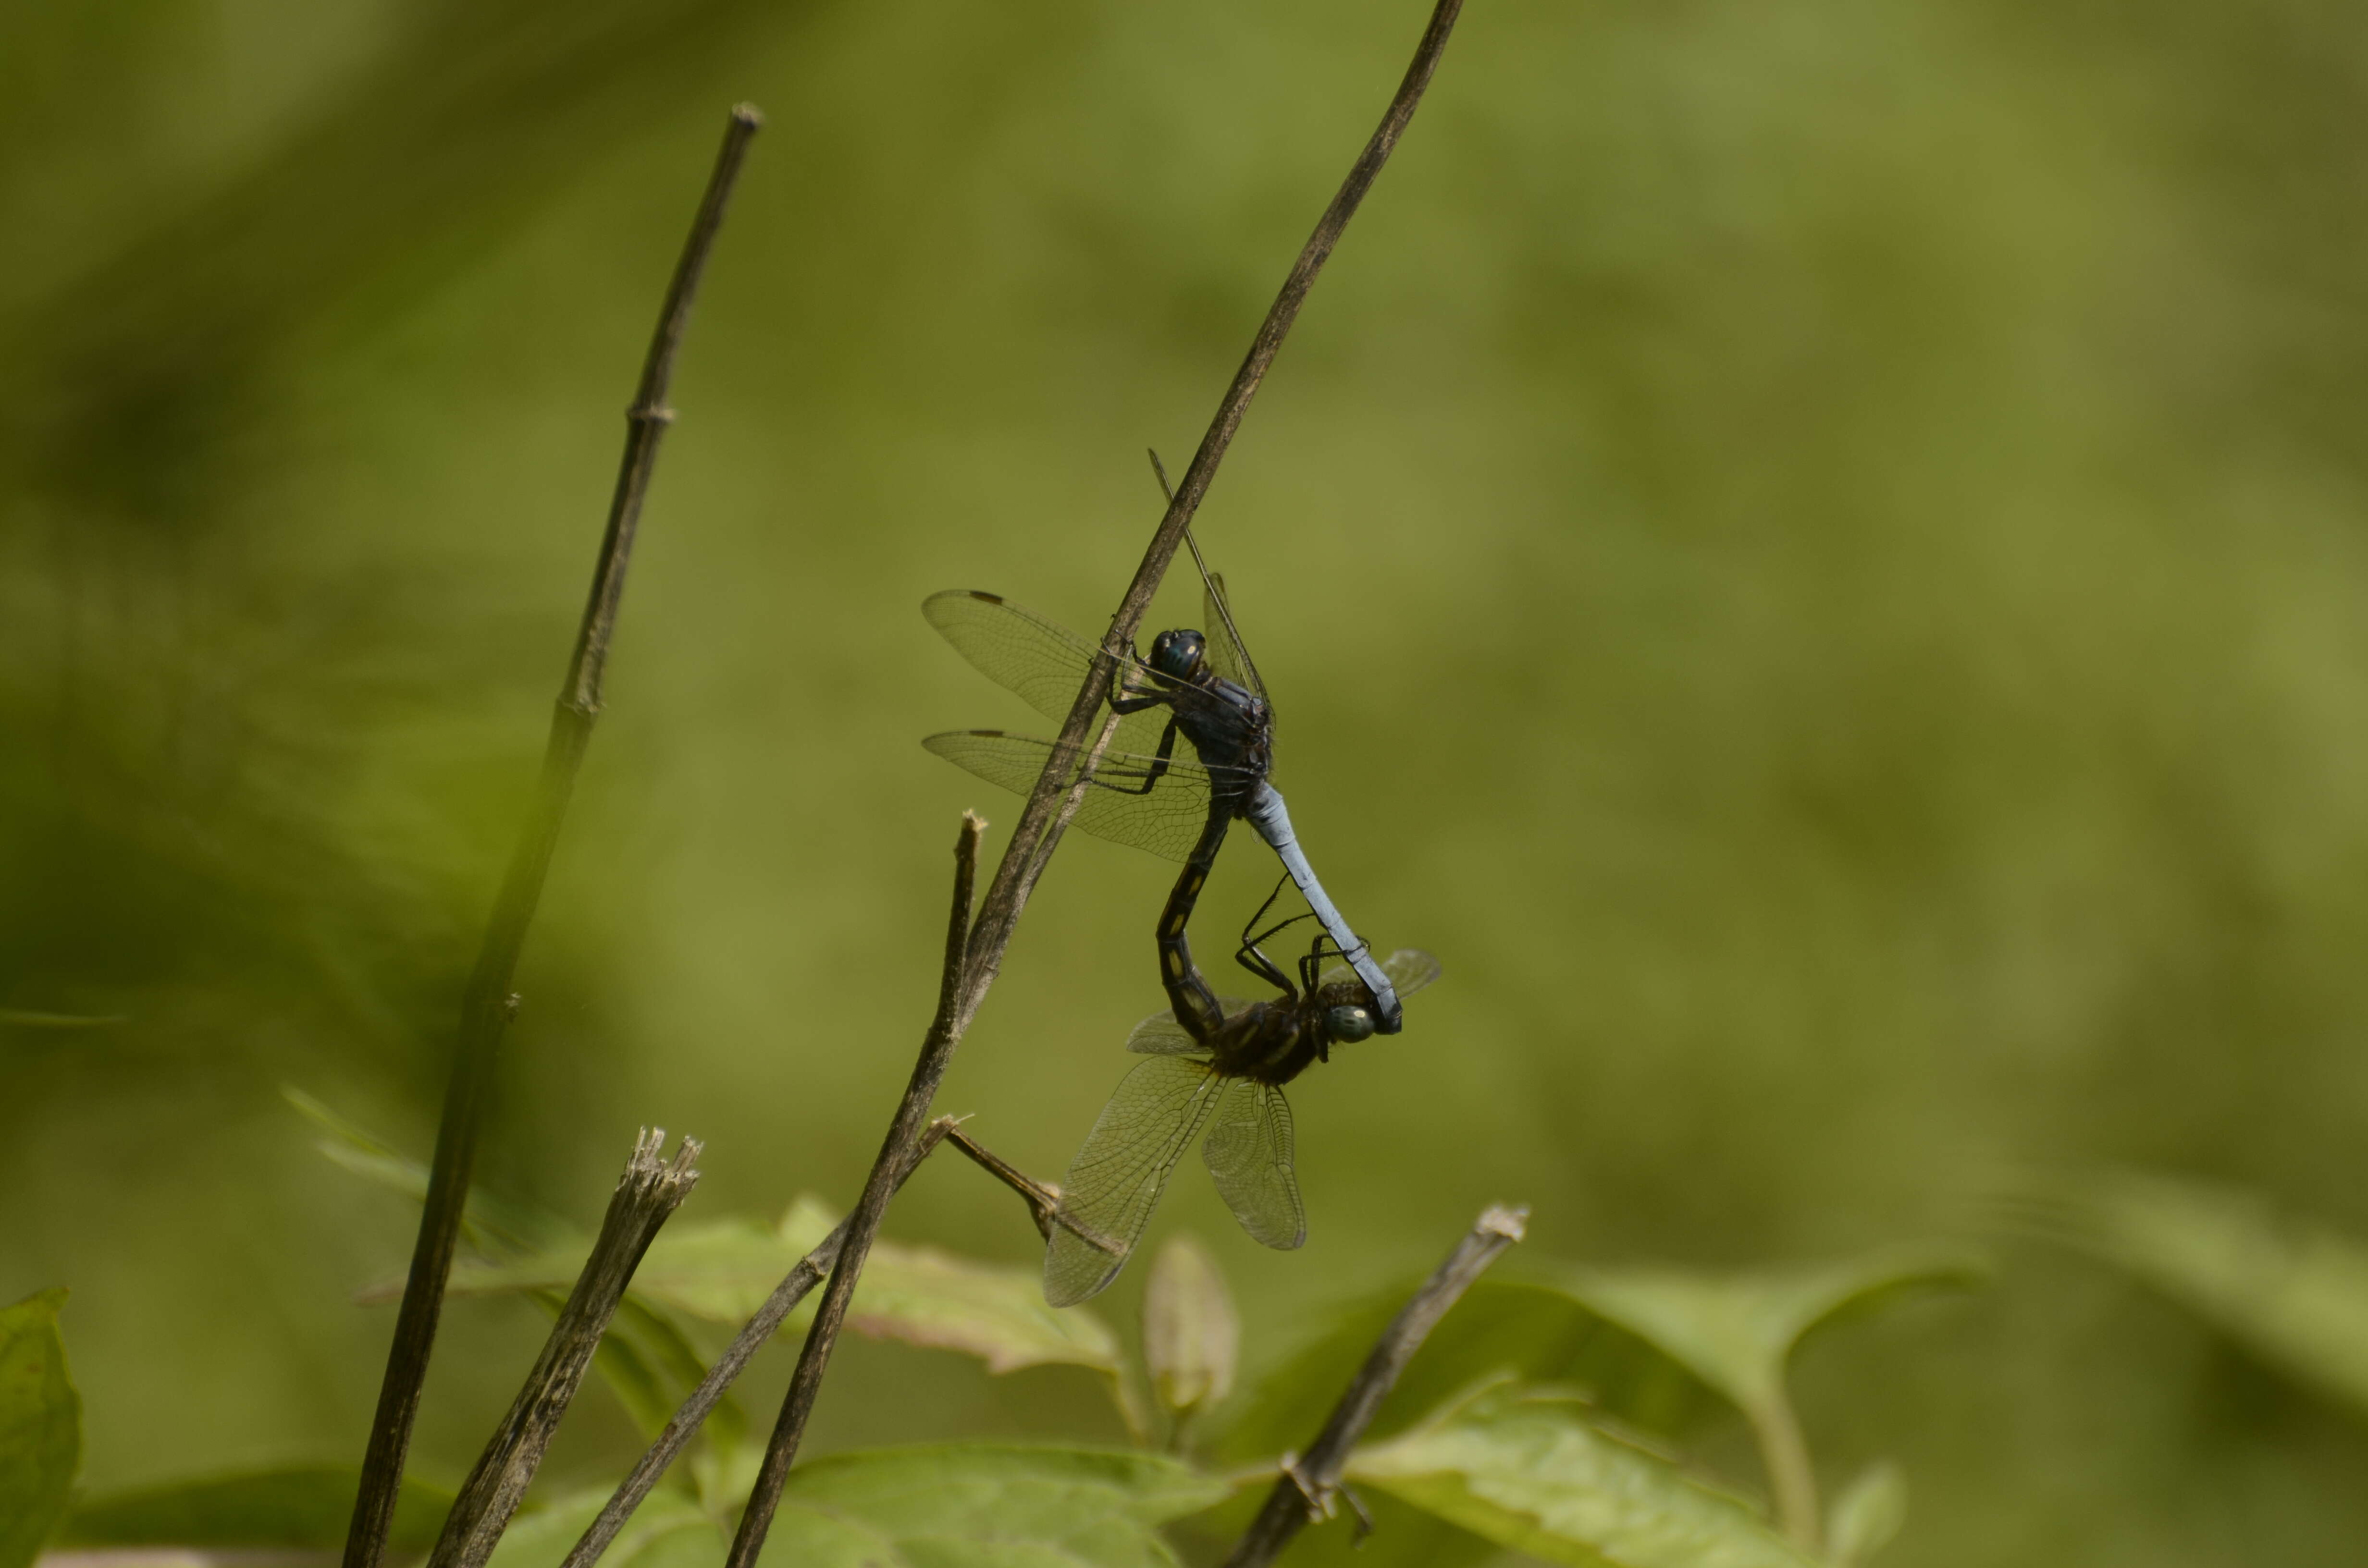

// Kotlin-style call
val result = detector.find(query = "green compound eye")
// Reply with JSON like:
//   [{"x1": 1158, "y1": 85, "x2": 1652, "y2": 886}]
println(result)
[{"x1": 1326, "y1": 1005, "x2": 1375, "y2": 1044}]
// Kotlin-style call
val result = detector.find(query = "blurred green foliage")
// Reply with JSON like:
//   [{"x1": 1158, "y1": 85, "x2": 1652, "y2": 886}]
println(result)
[
  {"x1": 57, "y1": 1465, "x2": 455, "y2": 1553},
  {"x1": 0, "y1": 1290, "x2": 79, "y2": 1568},
  {"x1": 8, "y1": 0, "x2": 2368, "y2": 1563}
]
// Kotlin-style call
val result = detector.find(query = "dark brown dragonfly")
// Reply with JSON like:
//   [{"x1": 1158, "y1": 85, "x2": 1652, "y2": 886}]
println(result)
[{"x1": 1043, "y1": 944, "x2": 1441, "y2": 1308}]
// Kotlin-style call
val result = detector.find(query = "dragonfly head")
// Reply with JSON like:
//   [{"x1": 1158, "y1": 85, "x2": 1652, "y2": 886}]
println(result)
[
  {"x1": 1148, "y1": 628, "x2": 1208, "y2": 684},
  {"x1": 1314, "y1": 973, "x2": 1380, "y2": 1045},
  {"x1": 1323, "y1": 1002, "x2": 1376, "y2": 1045}
]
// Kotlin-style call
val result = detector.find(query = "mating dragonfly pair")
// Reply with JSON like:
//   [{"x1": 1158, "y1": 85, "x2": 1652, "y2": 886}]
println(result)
[{"x1": 923, "y1": 547, "x2": 1437, "y2": 1306}]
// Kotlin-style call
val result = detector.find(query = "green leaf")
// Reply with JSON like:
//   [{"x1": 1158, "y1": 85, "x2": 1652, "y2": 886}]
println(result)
[
  {"x1": 1347, "y1": 1384, "x2": 1821, "y2": 1568},
  {"x1": 1143, "y1": 1234, "x2": 1238, "y2": 1419},
  {"x1": 2023, "y1": 1169, "x2": 2368, "y2": 1420},
  {"x1": 1177, "y1": 1482, "x2": 1502, "y2": 1568},
  {"x1": 1213, "y1": 1279, "x2": 1719, "y2": 1467},
  {"x1": 0, "y1": 1288, "x2": 79, "y2": 1568},
  {"x1": 580, "y1": 1294, "x2": 728, "y2": 1441},
  {"x1": 284, "y1": 1085, "x2": 561, "y2": 1253},
  {"x1": 774, "y1": 1191, "x2": 841, "y2": 1253},
  {"x1": 757, "y1": 1444, "x2": 1227, "y2": 1568},
  {"x1": 1533, "y1": 1247, "x2": 1987, "y2": 1420},
  {"x1": 485, "y1": 1486, "x2": 716, "y2": 1568},
  {"x1": 450, "y1": 1196, "x2": 1122, "y2": 1379},
  {"x1": 587, "y1": 1297, "x2": 688, "y2": 1443},
  {"x1": 1825, "y1": 1462, "x2": 1905, "y2": 1566},
  {"x1": 846, "y1": 1240, "x2": 1122, "y2": 1375},
  {"x1": 486, "y1": 1449, "x2": 1224, "y2": 1568},
  {"x1": 448, "y1": 1213, "x2": 790, "y2": 1321},
  {"x1": 588, "y1": 1295, "x2": 747, "y2": 1517},
  {"x1": 60, "y1": 1466, "x2": 456, "y2": 1552}
]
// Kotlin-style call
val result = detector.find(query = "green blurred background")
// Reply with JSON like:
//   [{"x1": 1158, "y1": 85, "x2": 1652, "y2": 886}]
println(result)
[{"x1": 7, "y1": 0, "x2": 2368, "y2": 1561}]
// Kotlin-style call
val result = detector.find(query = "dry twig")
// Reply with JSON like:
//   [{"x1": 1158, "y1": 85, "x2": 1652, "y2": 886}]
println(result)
[
  {"x1": 428, "y1": 1132, "x2": 702, "y2": 1568},
  {"x1": 942, "y1": 1122, "x2": 1064, "y2": 1240},
  {"x1": 341, "y1": 105, "x2": 762, "y2": 1568},
  {"x1": 557, "y1": 1114, "x2": 962, "y2": 1568},
  {"x1": 1221, "y1": 1204, "x2": 1528, "y2": 1568}
]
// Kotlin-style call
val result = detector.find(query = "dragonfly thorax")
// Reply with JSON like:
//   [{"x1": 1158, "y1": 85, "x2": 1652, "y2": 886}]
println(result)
[
  {"x1": 1203, "y1": 1000, "x2": 1316, "y2": 1086},
  {"x1": 1150, "y1": 632, "x2": 1272, "y2": 809},
  {"x1": 1204, "y1": 979, "x2": 1377, "y2": 1086}
]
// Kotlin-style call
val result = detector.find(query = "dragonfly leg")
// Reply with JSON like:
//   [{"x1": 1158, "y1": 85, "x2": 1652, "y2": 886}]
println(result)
[
  {"x1": 1235, "y1": 936, "x2": 1295, "y2": 996},
  {"x1": 1233, "y1": 877, "x2": 1307, "y2": 994},
  {"x1": 1240, "y1": 878, "x2": 1323, "y2": 956},
  {"x1": 1297, "y1": 934, "x2": 1329, "y2": 996},
  {"x1": 1098, "y1": 713, "x2": 1181, "y2": 796},
  {"x1": 1240, "y1": 872, "x2": 1295, "y2": 948}
]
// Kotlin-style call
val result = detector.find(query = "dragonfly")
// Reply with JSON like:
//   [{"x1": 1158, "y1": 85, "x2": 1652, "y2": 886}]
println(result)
[
  {"x1": 1043, "y1": 937, "x2": 1442, "y2": 1307},
  {"x1": 920, "y1": 553, "x2": 1404, "y2": 1032}
]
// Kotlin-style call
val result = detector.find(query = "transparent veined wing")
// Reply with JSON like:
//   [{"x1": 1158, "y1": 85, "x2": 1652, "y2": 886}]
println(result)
[
  {"x1": 1199, "y1": 569, "x2": 1268, "y2": 704},
  {"x1": 1044, "y1": 1056, "x2": 1228, "y2": 1307},
  {"x1": 922, "y1": 729, "x2": 1254, "y2": 862},
  {"x1": 1201, "y1": 1079, "x2": 1304, "y2": 1250},
  {"x1": 923, "y1": 589, "x2": 1100, "y2": 722},
  {"x1": 1320, "y1": 947, "x2": 1442, "y2": 1002},
  {"x1": 923, "y1": 590, "x2": 1176, "y2": 756},
  {"x1": 1126, "y1": 1002, "x2": 1253, "y2": 1056}
]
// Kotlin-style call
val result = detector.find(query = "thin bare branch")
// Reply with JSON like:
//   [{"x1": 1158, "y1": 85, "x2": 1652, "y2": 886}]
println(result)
[
  {"x1": 342, "y1": 104, "x2": 762, "y2": 1568},
  {"x1": 428, "y1": 1132, "x2": 701, "y2": 1568},
  {"x1": 941, "y1": 1123, "x2": 1064, "y2": 1240},
  {"x1": 557, "y1": 1115, "x2": 959, "y2": 1568},
  {"x1": 938, "y1": 1124, "x2": 1125, "y2": 1258},
  {"x1": 950, "y1": 0, "x2": 1468, "y2": 1036},
  {"x1": 1221, "y1": 1204, "x2": 1528, "y2": 1568},
  {"x1": 723, "y1": 812, "x2": 985, "y2": 1568},
  {"x1": 565, "y1": 106, "x2": 766, "y2": 714}
]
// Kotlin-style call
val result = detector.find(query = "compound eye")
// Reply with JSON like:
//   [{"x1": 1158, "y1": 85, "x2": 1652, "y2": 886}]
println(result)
[
  {"x1": 1325, "y1": 1005, "x2": 1375, "y2": 1044},
  {"x1": 1150, "y1": 629, "x2": 1206, "y2": 682}
]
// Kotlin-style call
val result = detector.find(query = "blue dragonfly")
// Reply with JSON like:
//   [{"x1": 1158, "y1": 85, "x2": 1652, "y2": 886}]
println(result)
[{"x1": 921, "y1": 553, "x2": 1404, "y2": 1033}]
